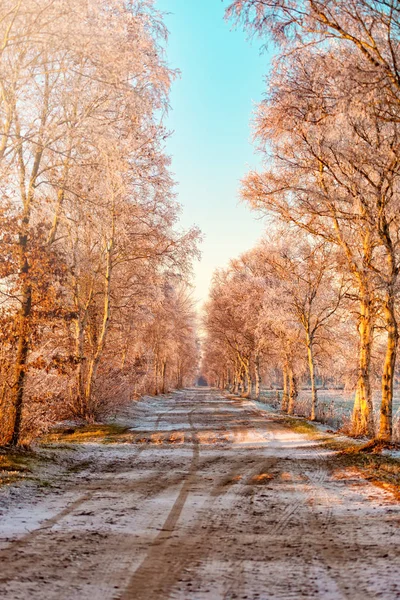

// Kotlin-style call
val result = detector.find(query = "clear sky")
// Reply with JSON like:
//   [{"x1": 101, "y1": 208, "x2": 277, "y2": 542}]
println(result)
[{"x1": 156, "y1": 0, "x2": 273, "y2": 306}]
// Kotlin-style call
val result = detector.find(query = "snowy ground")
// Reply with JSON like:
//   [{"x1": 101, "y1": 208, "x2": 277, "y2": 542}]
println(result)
[{"x1": 0, "y1": 388, "x2": 399, "y2": 600}]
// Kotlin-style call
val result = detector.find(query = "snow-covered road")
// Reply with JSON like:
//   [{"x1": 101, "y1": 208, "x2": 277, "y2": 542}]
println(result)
[{"x1": 0, "y1": 388, "x2": 399, "y2": 599}]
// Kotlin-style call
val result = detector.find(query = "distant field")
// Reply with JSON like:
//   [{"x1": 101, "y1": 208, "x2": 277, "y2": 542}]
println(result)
[{"x1": 260, "y1": 388, "x2": 400, "y2": 437}]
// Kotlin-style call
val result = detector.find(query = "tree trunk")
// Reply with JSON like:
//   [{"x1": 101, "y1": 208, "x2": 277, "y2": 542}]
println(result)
[
  {"x1": 352, "y1": 295, "x2": 374, "y2": 437},
  {"x1": 161, "y1": 359, "x2": 167, "y2": 394},
  {"x1": 153, "y1": 354, "x2": 159, "y2": 395},
  {"x1": 306, "y1": 333, "x2": 318, "y2": 421},
  {"x1": 379, "y1": 295, "x2": 398, "y2": 440},
  {"x1": 84, "y1": 235, "x2": 113, "y2": 418},
  {"x1": 75, "y1": 317, "x2": 86, "y2": 416},
  {"x1": 176, "y1": 362, "x2": 183, "y2": 389},
  {"x1": 71, "y1": 260, "x2": 95, "y2": 419},
  {"x1": 281, "y1": 364, "x2": 289, "y2": 412},
  {"x1": 245, "y1": 368, "x2": 252, "y2": 398},
  {"x1": 10, "y1": 277, "x2": 31, "y2": 446},
  {"x1": 9, "y1": 203, "x2": 32, "y2": 445},
  {"x1": 254, "y1": 355, "x2": 261, "y2": 400},
  {"x1": 223, "y1": 369, "x2": 228, "y2": 390},
  {"x1": 238, "y1": 372, "x2": 244, "y2": 394},
  {"x1": 9, "y1": 106, "x2": 46, "y2": 444},
  {"x1": 287, "y1": 366, "x2": 297, "y2": 415},
  {"x1": 233, "y1": 371, "x2": 239, "y2": 394},
  {"x1": 226, "y1": 368, "x2": 231, "y2": 391}
]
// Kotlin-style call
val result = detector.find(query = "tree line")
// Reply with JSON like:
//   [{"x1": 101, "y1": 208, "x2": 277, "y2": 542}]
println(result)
[
  {"x1": 203, "y1": 0, "x2": 400, "y2": 442},
  {"x1": 0, "y1": 0, "x2": 200, "y2": 446}
]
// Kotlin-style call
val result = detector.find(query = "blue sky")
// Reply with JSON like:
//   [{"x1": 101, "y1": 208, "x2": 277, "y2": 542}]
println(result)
[{"x1": 156, "y1": 0, "x2": 273, "y2": 305}]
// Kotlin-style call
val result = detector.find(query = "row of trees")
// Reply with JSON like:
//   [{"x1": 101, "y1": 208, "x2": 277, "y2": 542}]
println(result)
[
  {"x1": 203, "y1": 0, "x2": 400, "y2": 441},
  {"x1": 0, "y1": 1, "x2": 200, "y2": 445},
  {"x1": 202, "y1": 227, "x2": 398, "y2": 440},
  {"x1": 202, "y1": 233, "x2": 345, "y2": 415}
]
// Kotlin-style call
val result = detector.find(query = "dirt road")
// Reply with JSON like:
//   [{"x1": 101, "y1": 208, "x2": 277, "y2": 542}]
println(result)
[{"x1": 0, "y1": 388, "x2": 399, "y2": 600}]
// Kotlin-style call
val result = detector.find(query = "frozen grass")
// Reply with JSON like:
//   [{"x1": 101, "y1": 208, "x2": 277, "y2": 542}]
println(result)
[
  {"x1": 42, "y1": 423, "x2": 131, "y2": 444},
  {"x1": 326, "y1": 440, "x2": 400, "y2": 499},
  {"x1": 278, "y1": 415, "x2": 320, "y2": 436},
  {"x1": 259, "y1": 388, "x2": 400, "y2": 441},
  {"x1": 0, "y1": 449, "x2": 32, "y2": 487}
]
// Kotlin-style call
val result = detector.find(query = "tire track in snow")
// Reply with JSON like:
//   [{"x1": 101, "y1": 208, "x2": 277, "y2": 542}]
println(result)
[{"x1": 117, "y1": 409, "x2": 201, "y2": 600}]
